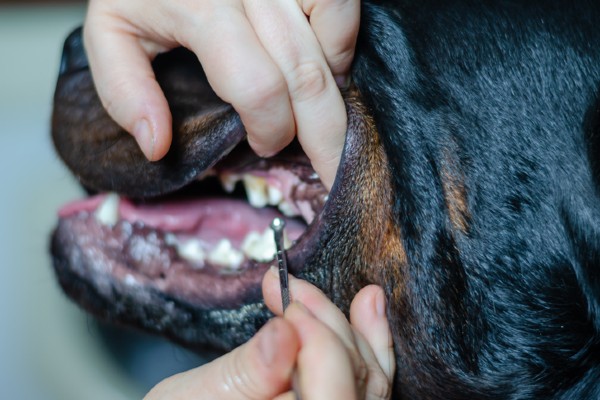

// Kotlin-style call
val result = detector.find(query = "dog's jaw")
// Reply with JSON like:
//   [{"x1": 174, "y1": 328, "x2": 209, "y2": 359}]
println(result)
[{"x1": 50, "y1": 31, "x2": 398, "y2": 351}]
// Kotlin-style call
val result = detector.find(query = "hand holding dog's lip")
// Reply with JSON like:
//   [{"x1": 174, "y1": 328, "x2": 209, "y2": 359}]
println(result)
[{"x1": 84, "y1": 0, "x2": 358, "y2": 191}]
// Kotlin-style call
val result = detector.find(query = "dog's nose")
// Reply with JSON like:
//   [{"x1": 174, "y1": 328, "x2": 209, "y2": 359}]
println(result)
[{"x1": 59, "y1": 26, "x2": 88, "y2": 76}]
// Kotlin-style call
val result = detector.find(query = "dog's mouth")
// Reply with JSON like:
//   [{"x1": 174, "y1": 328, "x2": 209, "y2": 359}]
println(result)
[
  {"x1": 54, "y1": 139, "x2": 328, "y2": 309},
  {"x1": 50, "y1": 28, "x2": 384, "y2": 349}
]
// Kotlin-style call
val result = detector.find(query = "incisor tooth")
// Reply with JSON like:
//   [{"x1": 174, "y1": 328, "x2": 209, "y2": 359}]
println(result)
[
  {"x1": 164, "y1": 233, "x2": 178, "y2": 246},
  {"x1": 208, "y1": 239, "x2": 244, "y2": 269},
  {"x1": 243, "y1": 175, "x2": 268, "y2": 208},
  {"x1": 94, "y1": 193, "x2": 120, "y2": 226},
  {"x1": 268, "y1": 186, "x2": 283, "y2": 205},
  {"x1": 278, "y1": 201, "x2": 298, "y2": 217},
  {"x1": 177, "y1": 239, "x2": 206, "y2": 267},
  {"x1": 219, "y1": 174, "x2": 239, "y2": 193}
]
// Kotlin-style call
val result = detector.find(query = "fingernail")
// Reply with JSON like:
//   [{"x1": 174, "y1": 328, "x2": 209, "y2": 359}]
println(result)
[
  {"x1": 133, "y1": 118, "x2": 155, "y2": 160},
  {"x1": 375, "y1": 289, "x2": 386, "y2": 318},
  {"x1": 247, "y1": 137, "x2": 278, "y2": 159},
  {"x1": 334, "y1": 74, "x2": 351, "y2": 90},
  {"x1": 257, "y1": 321, "x2": 277, "y2": 366}
]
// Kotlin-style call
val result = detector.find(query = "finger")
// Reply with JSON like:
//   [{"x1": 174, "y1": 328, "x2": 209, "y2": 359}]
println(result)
[
  {"x1": 244, "y1": 0, "x2": 347, "y2": 189},
  {"x1": 273, "y1": 392, "x2": 296, "y2": 400},
  {"x1": 84, "y1": 10, "x2": 172, "y2": 161},
  {"x1": 263, "y1": 267, "x2": 355, "y2": 351},
  {"x1": 352, "y1": 330, "x2": 393, "y2": 400},
  {"x1": 144, "y1": 318, "x2": 298, "y2": 400},
  {"x1": 285, "y1": 302, "x2": 358, "y2": 400},
  {"x1": 263, "y1": 268, "x2": 372, "y2": 396},
  {"x1": 300, "y1": 0, "x2": 361, "y2": 85},
  {"x1": 350, "y1": 286, "x2": 396, "y2": 386},
  {"x1": 177, "y1": 2, "x2": 295, "y2": 157}
]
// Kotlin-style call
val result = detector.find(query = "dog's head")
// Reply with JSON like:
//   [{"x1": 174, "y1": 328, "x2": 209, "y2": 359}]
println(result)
[
  {"x1": 51, "y1": 26, "x2": 402, "y2": 350},
  {"x1": 51, "y1": 2, "x2": 600, "y2": 398}
]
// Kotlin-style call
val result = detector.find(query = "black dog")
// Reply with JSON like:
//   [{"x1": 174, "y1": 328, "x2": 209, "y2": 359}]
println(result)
[{"x1": 52, "y1": 1, "x2": 600, "y2": 398}]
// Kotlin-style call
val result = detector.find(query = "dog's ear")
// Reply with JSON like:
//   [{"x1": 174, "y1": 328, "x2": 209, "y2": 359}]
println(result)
[{"x1": 52, "y1": 27, "x2": 245, "y2": 198}]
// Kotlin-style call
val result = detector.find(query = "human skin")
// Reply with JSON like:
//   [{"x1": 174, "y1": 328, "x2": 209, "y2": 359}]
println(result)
[
  {"x1": 83, "y1": 0, "x2": 360, "y2": 190},
  {"x1": 144, "y1": 269, "x2": 395, "y2": 400}
]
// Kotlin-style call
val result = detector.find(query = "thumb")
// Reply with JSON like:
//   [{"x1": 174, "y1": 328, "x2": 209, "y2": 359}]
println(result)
[{"x1": 144, "y1": 318, "x2": 299, "y2": 400}]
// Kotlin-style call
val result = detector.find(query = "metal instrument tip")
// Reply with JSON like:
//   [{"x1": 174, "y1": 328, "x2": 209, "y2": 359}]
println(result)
[
  {"x1": 270, "y1": 217, "x2": 285, "y2": 231},
  {"x1": 270, "y1": 218, "x2": 290, "y2": 311}
]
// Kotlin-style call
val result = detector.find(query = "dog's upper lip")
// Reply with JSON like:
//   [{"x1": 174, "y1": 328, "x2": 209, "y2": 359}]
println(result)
[{"x1": 53, "y1": 46, "x2": 246, "y2": 199}]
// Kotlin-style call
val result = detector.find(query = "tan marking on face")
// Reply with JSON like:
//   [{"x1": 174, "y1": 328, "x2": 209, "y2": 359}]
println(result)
[{"x1": 342, "y1": 91, "x2": 408, "y2": 297}]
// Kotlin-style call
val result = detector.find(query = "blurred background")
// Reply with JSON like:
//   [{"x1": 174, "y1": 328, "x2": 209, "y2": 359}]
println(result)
[{"x1": 0, "y1": 2, "x2": 205, "y2": 399}]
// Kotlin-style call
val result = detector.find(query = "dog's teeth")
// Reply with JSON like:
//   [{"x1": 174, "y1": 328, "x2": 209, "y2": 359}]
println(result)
[
  {"x1": 94, "y1": 193, "x2": 120, "y2": 226},
  {"x1": 208, "y1": 239, "x2": 244, "y2": 269},
  {"x1": 267, "y1": 186, "x2": 283, "y2": 205},
  {"x1": 243, "y1": 175, "x2": 269, "y2": 208},
  {"x1": 164, "y1": 233, "x2": 178, "y2": 246},
  {"x1": 240, "y1": 231, "x2": 264, "y2": 260},
  {"x1": 241, "y1": 229, "x2": 276, "y2": 261},
  {"x1": 176, "y1": 239, "x2": 206, "y2": 267},
  {"x1": 278, "y1": 201, "x2": 299, "y2": 217},
  {"x1": 219, "y1": 174, "x2": 239, "y2": 193}
]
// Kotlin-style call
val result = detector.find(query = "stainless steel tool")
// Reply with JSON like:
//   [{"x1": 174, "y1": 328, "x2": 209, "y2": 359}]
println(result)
[{"x1": 270, "y1": 217, "x2": 290, "y2": 311}]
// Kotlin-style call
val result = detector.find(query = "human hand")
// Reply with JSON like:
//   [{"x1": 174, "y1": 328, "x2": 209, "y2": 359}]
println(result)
[
  {"x1": 262, "y1": 269, "x2": 395, "y2": 399},
  {"x1": 144, "y1": 270, "x2": 395, "y2": 399},
  {"x1": 84, "y1": 0, "x2": 360, "y2": 190}
]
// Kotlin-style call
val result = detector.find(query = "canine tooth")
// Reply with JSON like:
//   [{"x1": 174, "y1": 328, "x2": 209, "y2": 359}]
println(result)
[
  {"x1": 208, "y1": 239, "x2": 244, "y2": 269},
  {"x1": 177, "y1": 239, "x2": 206, "y2": 266},
  {"x1": 267, "y1": 186, "x2": 283, "y2": 205},
  {"x1": 278, "y1": 201, "x2": 298, "y2": 217},
  {"x1": 220, "y1": 174, "x2": 239, "y2": 193},
  {"x1": 94, "y1": 193, "x2": 120, "y2": 226},
  {"x1": 243, "y1": 175, "x2": 268, "y2": 208},
  {"x1": 241, "y1": 230, "x2": 276, "y2": 261}
]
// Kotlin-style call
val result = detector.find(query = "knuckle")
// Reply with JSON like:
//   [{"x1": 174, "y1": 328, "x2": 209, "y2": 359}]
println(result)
[
  {"x1": 236, "y1": 74, "x2": 287, "y2": 111},
  {"x1": 367, "y1": 368, "x2": 392, "y2": 400},
  {"x1": 287, "y1": 61, "x2": 328, "y2": 102},
  {"x1": 305, "y1": 0, "x2": 351, "y2": 11},
  {"x1": 100, "y1": 77, "x2": 135, "y2": 117},
  {"x1": 221, "y1": 350, "x2": 260, "y2": 399},
  {"x1": 354, "y1": 354, "x2": 370, "y2": 391},
  {"x1": 326, "y1": 46, "x2": 355, "y2": 75}
]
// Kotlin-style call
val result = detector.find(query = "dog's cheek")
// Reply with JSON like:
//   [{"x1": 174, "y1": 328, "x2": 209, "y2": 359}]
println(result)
[{"x1": 322, "y1": 92, "x2": 409, "y2": 315}]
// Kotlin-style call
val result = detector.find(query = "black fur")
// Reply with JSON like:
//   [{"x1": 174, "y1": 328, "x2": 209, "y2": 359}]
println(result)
[
  {"x1": 50, "y1": 1, "x2": 600, "y2": 398},
  {"x1": 354, "y1": 1, "x2": 600, "y2": 398}
]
